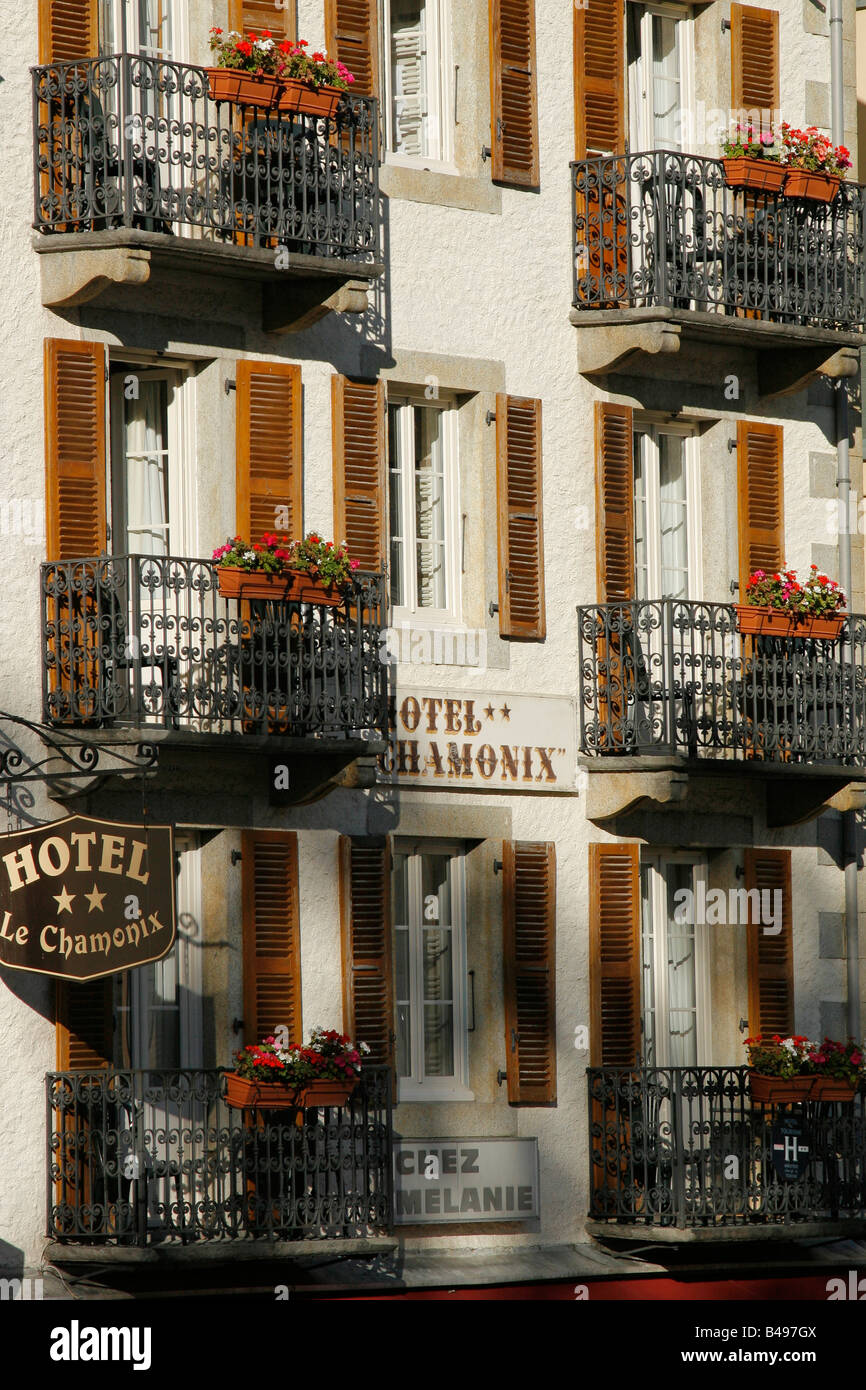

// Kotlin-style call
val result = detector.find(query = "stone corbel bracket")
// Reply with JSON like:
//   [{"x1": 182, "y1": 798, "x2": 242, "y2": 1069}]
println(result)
[
  {"x1": 583, "y1": 767, "x2": 689, "y2": 824},
  {"x1": 39, "y1": 245, "x2": 151, "y2": 307},
  {"x1": 572, "y1": 315, "x2": 682, "y2": 377}
]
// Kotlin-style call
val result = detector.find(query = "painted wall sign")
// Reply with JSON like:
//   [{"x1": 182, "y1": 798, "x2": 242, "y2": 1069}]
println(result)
[
  {"x1": 378, "y1": 690, "x2": 576, "y2": 792},
  {"x1": 0, "y1": 815, "x2": 176, "y2": 981},
  {"x1": 393, "y1": 1137, "x2": 540, "y2": 1224}
]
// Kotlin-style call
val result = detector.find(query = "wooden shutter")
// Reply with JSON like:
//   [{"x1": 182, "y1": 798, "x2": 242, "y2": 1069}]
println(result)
[
  {"x1": 574, "y1": 0, "x2": 625, "y2": 158},
  {"x1": 325, "y1": 0, "x2": 379, "y2": 97},
  {"x1": 332, "y1": 375, "x2": 385, "y2": 570},
  {"x1": 339, "y1": 837, "x2": 394, "y2": 1069},
  {"x1": 228, "y1": 0, "x2": 295, "y2": 42},
  {"x1": 242, "y1": 830, "x2": 302, "y2": 1045},
  {"x1": 745, "y1": 848, "x2": 794, "y2": 1036},
  {"x1": 589, "y1": 843, "x2": 640, "y2": 1067},
  {"x1": 731, "y1": 3, "x2": 779, "y2": 136},
  {"x1": 45, "y1": 338, "x2": 106, "y2": 561},
  {"x1": 496, "y1": 394, "x2": 545, "y2": 639},
  {"x1": 595, "y1": 402, "x2": 633, "y2": 603},
  {"x1": 235, "y1": 361, "x2": 303, "y2": 542},
  {"x1": 38, "y1": 0, "x2": 98, "y2": 63},
  {"x1": 489, "y1": 0, "x2": 539, "y2": 187},
  {"x1": 56, "y1": 980, "x2": 113, "y2": 1069},
  {"x1": 502, "y1": 841, "x2": 556, "y2": 1105},
  {"x1": 737, "y1": 420, "x2": 784, "y2": 592}
]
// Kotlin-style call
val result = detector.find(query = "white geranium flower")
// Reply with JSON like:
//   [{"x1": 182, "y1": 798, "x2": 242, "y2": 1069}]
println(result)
[{"x1": 243, "y1": 550, "x2": 256, "y2": 562}]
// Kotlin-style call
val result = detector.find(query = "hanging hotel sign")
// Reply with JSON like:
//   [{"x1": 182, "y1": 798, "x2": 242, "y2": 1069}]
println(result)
[
  {"x1": 771, "y1": 1117, "x2": 811, "y2": 1181},
  {"x1": 378, "y1": 689, "x2": 577, "y2": 792},
  {"x1": 393, "y1": 1138, "x2": 540, "y2": 1224},
  {"x1": 0, "y1": 815, "x2": 176, "y2": 981}
]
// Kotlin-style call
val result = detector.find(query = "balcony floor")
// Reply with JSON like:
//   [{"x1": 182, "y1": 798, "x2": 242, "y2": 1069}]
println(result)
[
  {"x1": 570, "y1": 305, "x2": 862, "y2": 393},
  {"x1": 34, "y1": 229, "x2": 383, "y2": 332}
]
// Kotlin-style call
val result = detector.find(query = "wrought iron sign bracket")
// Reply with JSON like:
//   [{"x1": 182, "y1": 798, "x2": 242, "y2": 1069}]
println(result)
[{"x1": 0, "y1": 710, "x2": 159, "y2": 793}]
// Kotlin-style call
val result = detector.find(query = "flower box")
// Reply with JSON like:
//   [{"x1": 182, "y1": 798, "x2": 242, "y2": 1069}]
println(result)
[
  {"x1": 217, "y1": 566, "x2": 344, "y2": 606},
  {"x1": 206, "y1": 68, "x2": 282, "y2": 109},
  {"x1": 810, "y1": 1077, "x2": 858, "y2": 1102},
  {"x1": 783, "y1": 169, "x2": 840, "y2": 202},
  {"x1": 224, "y1": 1072, "x2": 357, "y2": 1110},
  {"x1": 722, "y1": 157, "x2": 786, "y2": 195},
  {"x1": 225, "y1": 1073, "x2": 301, "y2": 1109},
  {"x1": 277, "y1": 79, "x2": 345, "y2": 118},
  {"x1": 749, "y1": 1073, "x2": 816, "y2": 1103},
  {"x1": 735, "y1": 605, "x2": 846, "y2": 640}
]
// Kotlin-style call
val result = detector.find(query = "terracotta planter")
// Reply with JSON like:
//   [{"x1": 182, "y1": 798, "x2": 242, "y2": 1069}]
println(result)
[
  {"x1": 217, "y1": 566, "x2": 345, "y2": 606},
  {"x1": 206, "y1": 68, "x2": 282, "y2": 109},
  {"x1": 224, "y1": 1072, "x2": 357, "y2": 1110},
  {"x1": 783, "y1": 168, "x2": 840, "y2": 202},
  {"x1": 749, "y1": 1073, "x2": 816, "y2": 1103},
  {"x1": 735, "y1": 605, "x2": 846, "y2": 640},
  {"x1": 277, "y1": 79, "x2": 345, "y2": 118},
  {"x1": 298, "y1": 1078, "x2": 358, "y2": 1107},
  {"x1": 810, "y1": 1077, "x2": 858, "y2": 1102},
  {"x1": 224, "y1": 1073, "x2": 301, "y2": 1109},
  {"x1": 722, "y1": 157, "x2": 787, "y2": 195}
]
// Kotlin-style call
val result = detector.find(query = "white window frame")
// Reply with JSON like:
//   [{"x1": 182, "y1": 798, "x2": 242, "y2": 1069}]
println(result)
[
  {"x1": 633, "y1": 419, "x2": 702, "y2": 601},
  {"x1": 383, "y1": 0, "x2": 455, "y2": 171},
  {"x1": 388, "y1": 389, "x2": 462, "y2": 626},
  {"x1": 100, "y1": 0, "x2": 187, "y2": 61},
  {"x1": 627, "y1": 1, "x2": 694, "y2": 153},
  {"x1": 109, "y1": 364, "x2": 197, "y2": 558},
  {"x1": 394, "y1": 839, "x2": 473, "y2": 1102},
  {"x1": 116, "y1": 830, "x2": 203, "y2": 1069},
  {"x1": 640, "y1": 851, "x2": 711, "y2": 1068}
]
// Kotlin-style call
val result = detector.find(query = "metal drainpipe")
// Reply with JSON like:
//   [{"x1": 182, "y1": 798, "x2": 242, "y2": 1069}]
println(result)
[{"x1": 830, "y1": 0, "x2": 860, "y2": 1038}]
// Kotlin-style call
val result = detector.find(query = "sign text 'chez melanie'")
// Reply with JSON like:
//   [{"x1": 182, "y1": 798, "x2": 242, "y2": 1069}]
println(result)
[
  {"x1": 378, "y1": 690, "x2": 576, "y2": 792},
  {"x1": 0, "y1": 816, "x2": 176, "y2": 981}
]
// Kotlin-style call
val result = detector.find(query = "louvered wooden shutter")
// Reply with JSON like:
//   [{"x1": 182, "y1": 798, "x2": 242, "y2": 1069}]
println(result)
[
  {"x1": 595, "y1": 402, "x2": 633, "y2": 602},
  {"x1": 502, "y1": 841, "x2": 556, "y2": 1105},
  {"x1": 495, "y1": 394, "x2": 545, "y2": 639},
  {"x1": 574, "y1": 0, "x2": 625, "y2": 158},
  {"x1": 332, "y1": 375, "x2": 385, "y2": 570},
  {"x1": 589, "y1": 843, "x2": 640, "y2": 1067},
  {"x1": 745, "y1": 848, "x2": 794, "y2": 1036},
  {"x1": 228, "y1": 0, "x2": 295, "y2": 42},
  {"x1": 39, "y1": 0, "x2": 98, "y2": 63},
  {"x1": 325, "y1": 0, "x2": 379, "y2": 96},
  {"x1": 489, "y1": 0, "x2": 539, "y2": 187},
  {"x1": 737, "y1": 420, "x2": 784, "y2": 593},
  {"x1": 242, "y1": 830, "x2": 302, "y2": 1045},
  {"x1": 45, "y1": 338, "x2": 106, "y2": 561},
  {"x1": 731, "y1": 3, "x2": 779, "y2": 136},
  {"x1": 236, "y1": 361, "x2": 303, "y2": 543},
  {"x1": 56, "y1": 980, "x2": 113, "y2": 1069},
  {"x1": 339, "y1": 837, "x2": 394, "y2": 1070},
  {"x1": 390, "y1": 7, "x2": 426, "y2": 155}
]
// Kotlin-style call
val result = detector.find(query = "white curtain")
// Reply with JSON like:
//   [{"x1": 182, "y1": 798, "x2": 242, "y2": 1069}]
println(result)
[{"x1": 124, "y1": 380, "x2": 169, "y2": 557}]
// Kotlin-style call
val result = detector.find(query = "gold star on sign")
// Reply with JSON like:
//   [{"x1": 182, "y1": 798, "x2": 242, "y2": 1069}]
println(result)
[
  {"x1": 500, "y1": 704, "x2": 511, "y2": 721},
  {"x1": 85, "y1": 883, "x2": 107, "y2": 913},
  {"x1": 484, "y1": 705, "x2": 495, "y2": 720},
  {"x1": 53, "y1": 886, "x2": 75, "y2": 915}
]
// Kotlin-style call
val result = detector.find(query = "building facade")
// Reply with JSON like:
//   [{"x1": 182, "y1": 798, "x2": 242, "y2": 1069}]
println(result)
[{"x1": 0, "y1": 0, "x2": 865, "y2": 1288}]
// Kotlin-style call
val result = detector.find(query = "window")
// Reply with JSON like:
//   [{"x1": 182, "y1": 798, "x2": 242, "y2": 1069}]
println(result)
[
  {"x1": 640, "y1": 853, "x2": 710, "y2": 1067},
  {"x1": 99, "y1": 0, "x2": 181, "y2": 58},
  {"x1": 627, "y1": 2, "x2": 693, "y2": 152},
  {"x1": 115, "y1": 833, "x2": 203, "y2": 1069},
  {"x1": 633, "y1": 422, "x2": 700, "y2": 600},
  {"x1": 384, "y1": 0, "x2": 452, "y2": 165},
  {"x1": 388, "y1": 392, "x2": 460, "y2": 620},
  {"x1": 392, "y1": 841, "x2": 472, "y2": 1100},
  {"x1": 109, "y1": 366, "x2": 196, "y2": 557}
]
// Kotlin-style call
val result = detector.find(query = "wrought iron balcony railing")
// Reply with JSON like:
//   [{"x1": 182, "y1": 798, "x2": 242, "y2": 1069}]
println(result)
[
  {"x1": 578, "y1": 599, "x2": 866, "y2": 766},
  {"x1": 32, "y1": 53, "x2": 379, "y2": 258},
  {"x1": 47, "y1": 1067, "x2": 393, "y2": 1245},
  {"x1": 589, "y1": 1065, "x2": 866, "y2": 1229},
  {"x1": 41, "y1": 554, "x2": 388, "y2": 740},
  {"x1": 572, "y1": 151, "x2": 866, "y2": 330}
]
